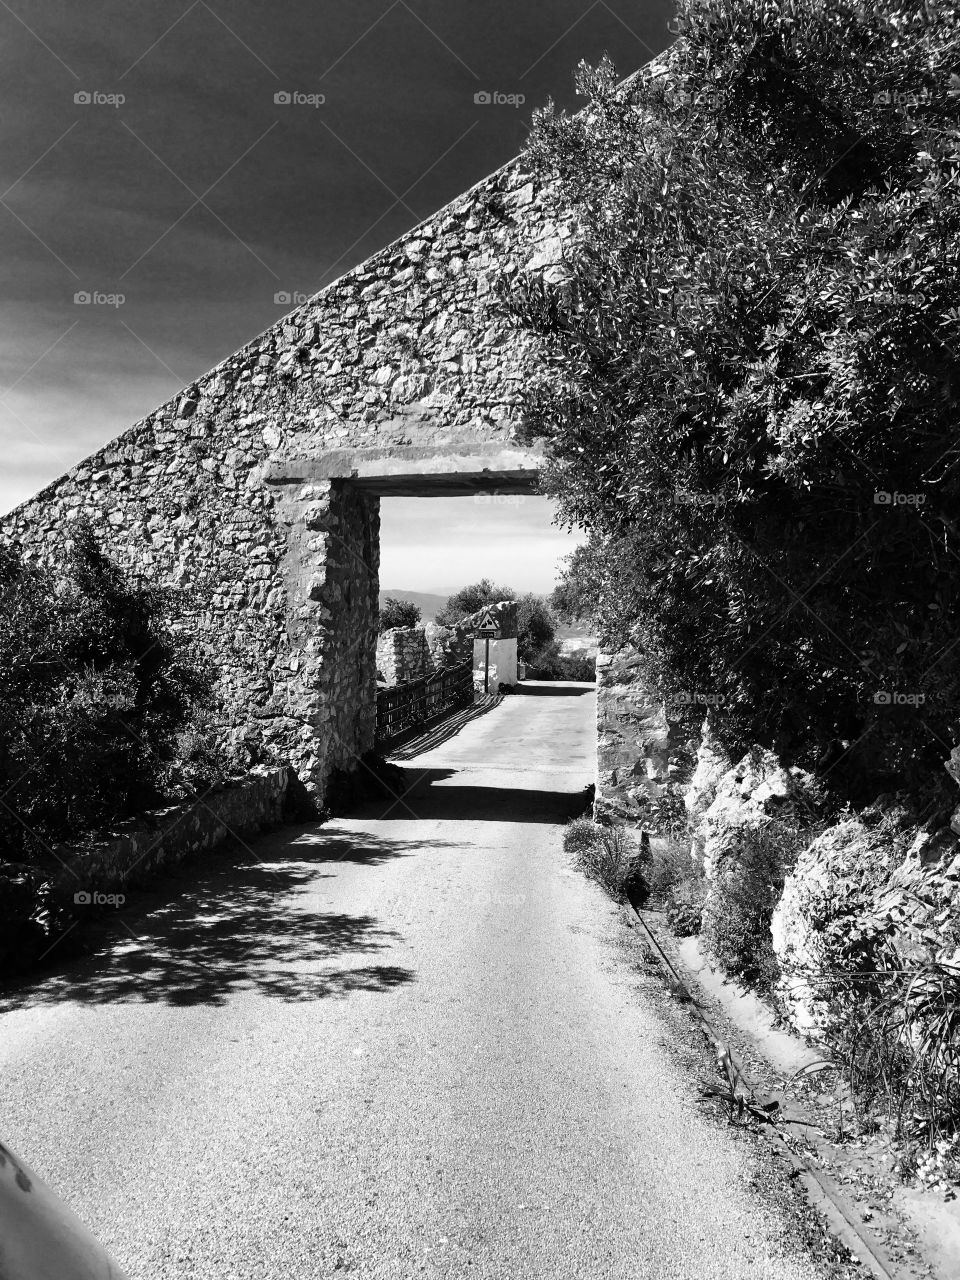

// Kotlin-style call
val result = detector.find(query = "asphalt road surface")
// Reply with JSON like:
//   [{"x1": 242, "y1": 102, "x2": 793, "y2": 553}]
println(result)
[{"x1": 0, "y1": 682, "x2": 826, "y2": 1279}]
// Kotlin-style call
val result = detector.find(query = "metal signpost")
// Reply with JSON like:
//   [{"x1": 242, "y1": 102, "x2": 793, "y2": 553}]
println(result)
[{"x1": 475, "y1": 606, "x2": 501, "y2": 695}]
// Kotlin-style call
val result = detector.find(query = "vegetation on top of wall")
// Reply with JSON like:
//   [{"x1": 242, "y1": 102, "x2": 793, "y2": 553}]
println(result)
[
  {"x1": 0, "y1": 522, "x2": 238, "y2": 863},
  {"x1": 378, "y1": 597, "x2": 422, "y2": 631},
  {"x1": 506, "y1": 0, "x2": 960, "y2": 808},
  {"x1": 437, "y1": 577, "x2": 595, "y2": 679}
]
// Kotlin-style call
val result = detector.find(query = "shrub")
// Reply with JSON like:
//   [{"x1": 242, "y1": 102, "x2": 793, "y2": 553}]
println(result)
[
  {"x1": 560, "y1": 652, "x2": 596, "y2": 681},
  {"x1": 808, "y1": 833, "x2": 960, "y2": 1140},
  {"x1": 564, "y1": 817, "x2": 648, "y2": 902},
  {"x1": 515, "y1": 593, "x2": 556, "y2": 664},
  {"x1": 666, "y1": 882, "x2": 707, "y2": 939},
  {"x1": 701, "y1": 821, "x2": 809, "y2": 993},
  {"x1": 435, "y1": 578, "x2": 512, "y2": 627},
  {"x1": 524, "y1": 641, "x2": 596, "y2": 681},
  {"x1": 0, "y1": 523, "x2": 220, "y2": 859},
  {"x1": 506, "y1": 1, "x2": 960, "y2": 806},
  {"x1": 378, "y1": 597, "x2": 421, "y2": 631},
  {"x1": 437, "y1": 580, "x2": 560, "y2": 665},
  {"x1": 647, "y1": 837, "x2": 707, "y2": 937},
  {"x1": 562, "y1": 816, "x2": 600, "y2": 859}
]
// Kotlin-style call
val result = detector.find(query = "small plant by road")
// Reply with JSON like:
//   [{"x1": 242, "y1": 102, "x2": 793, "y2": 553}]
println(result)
[{"x1": 564, "y1": 817, "x2": 648, "y2": 902}]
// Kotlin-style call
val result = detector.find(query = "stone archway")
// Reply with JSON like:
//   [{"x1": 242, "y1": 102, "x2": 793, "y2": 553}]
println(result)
[
  {"x1": 1, "y1": 117, "x2": 567, "y2": 810},
  {"x1": 266, "y1": 442, "x2": 542, "y2": 796}
]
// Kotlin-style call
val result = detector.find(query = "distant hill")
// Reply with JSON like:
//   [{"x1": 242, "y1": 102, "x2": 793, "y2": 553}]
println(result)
[{"x1": 378, "y1": 589, "x2": 448, "y2": 622}]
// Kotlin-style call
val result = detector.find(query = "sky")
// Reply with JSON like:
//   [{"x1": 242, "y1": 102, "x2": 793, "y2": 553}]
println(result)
[{"x1": 1, "y1": 0, "x2": 676, "y2": 593}]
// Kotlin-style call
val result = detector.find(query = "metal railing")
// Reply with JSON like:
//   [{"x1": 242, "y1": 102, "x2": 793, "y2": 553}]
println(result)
[{"x1": 375, "y1": 659, "x2": 474, "y2": 747}]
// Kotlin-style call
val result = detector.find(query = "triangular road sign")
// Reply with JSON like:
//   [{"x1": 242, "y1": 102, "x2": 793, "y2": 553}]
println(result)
[{"x1": 476, "y1": 605, "x2": 500, "y2": 637}]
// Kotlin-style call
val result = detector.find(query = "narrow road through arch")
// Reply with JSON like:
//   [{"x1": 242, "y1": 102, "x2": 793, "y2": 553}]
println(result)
[{"x1": 0, "y1": 683, "x2": 825, "y2": 1278}]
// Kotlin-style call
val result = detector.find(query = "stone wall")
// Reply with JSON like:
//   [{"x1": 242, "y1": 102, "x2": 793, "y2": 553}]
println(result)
[
  {"x1": 460, "y1": 599, "x2": 519, "y2": 639},
  {"x1": 0, "y1": 766, "x2": 290, "y2": 977},
  {"x1": 424, "y1": 621, "x2": 473, "y2": 670},
  {"x1": 376, "y1": 626, "x2": 433, "y2": 686},
  {"x1": 1, "y1": 146, "x2": 564, "y2": 801},
  {"x1": 377, "y1": 602, "x2": 522, "y2": 688},
  {"x1": 66, "y1": 766, "x2": 291, "y2": 891},
  {"x1": 594, "y1": 646, "x2": 672, "y2": 823}
]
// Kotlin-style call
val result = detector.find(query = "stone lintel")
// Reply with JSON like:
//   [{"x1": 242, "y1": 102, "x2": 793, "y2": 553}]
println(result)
[{"x1": 265, "y1": 444, "x2": 542, "y2": 497}]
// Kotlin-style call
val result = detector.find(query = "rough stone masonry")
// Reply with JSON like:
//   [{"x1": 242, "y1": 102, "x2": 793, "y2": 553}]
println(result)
[{"x1": 1, "y1": 151, "x2": 572, "y2": 800}]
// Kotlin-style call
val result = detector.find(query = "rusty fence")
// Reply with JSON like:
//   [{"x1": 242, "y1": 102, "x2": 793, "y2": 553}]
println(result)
[{"x1": 375, "y1": 659, "x2": 474, "y2": 747}]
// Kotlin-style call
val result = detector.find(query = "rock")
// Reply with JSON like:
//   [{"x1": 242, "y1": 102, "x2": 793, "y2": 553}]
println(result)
[
  {"x1": 769, "y1": 815, "x2": 957, "y2": 1038},
  {"x1": 177, "y1": 397, "x2": 198, "y2": 419},
  {"x1": 698, "y1": 745, "x2": 810, "y2": 879},
  {"x1": 771, "y1": 820, "x2": 878, "y2": 1036},
  {"x1": 685, "y1": 720, "x2": 732, "y2": 857}
]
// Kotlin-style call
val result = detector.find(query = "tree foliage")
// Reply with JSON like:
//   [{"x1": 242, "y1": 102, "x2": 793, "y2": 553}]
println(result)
[
  {"x1": 435, "y1": 578, "x2": 513, "y2": 627},
  {"x1": 506, "y1": 0, "x2": 960, "y2": 800},
  {"x1": 436, "y1": 578, "x2": 559, "y2": 664},
  {"x1": 0, "y1": 524, "x2": 223, "y2": 859},
  {"x1": 378, "y1": 597, "x2": 422, "y2": 631}
]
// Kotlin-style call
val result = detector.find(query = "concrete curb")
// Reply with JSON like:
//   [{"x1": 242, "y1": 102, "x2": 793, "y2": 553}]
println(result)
[{"x1": 620, "y1": 900, "x2": 903, "y2": 1280}]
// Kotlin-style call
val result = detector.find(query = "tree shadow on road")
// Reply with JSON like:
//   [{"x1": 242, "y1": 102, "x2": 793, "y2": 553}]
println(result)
[
  {"x1": 0, "y1": 825, "x2": 451, "y2": 1012},
  {"x1": 515, "y1": 681, "x2": 594, "y2": 697},
  {"x1": 349, "y1": 768, "x2": 589, "y2": 825}
]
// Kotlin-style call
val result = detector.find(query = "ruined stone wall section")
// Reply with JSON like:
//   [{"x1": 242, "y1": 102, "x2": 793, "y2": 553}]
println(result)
[
  {"x1": 595, "y1": 646, "x2": 673, "y2": 823},
  {"x1": 1, "y1": 155, "x2": 559, "y2": 795},
  {"x1": 424, "y1": 622, "x2": 473, "y2": 671},
  {"x1": 376, "y1": 627, "x2": 433, "y2": 686}
]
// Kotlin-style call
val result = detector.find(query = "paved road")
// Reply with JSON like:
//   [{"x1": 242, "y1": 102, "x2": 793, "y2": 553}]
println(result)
[{"x1": 0, "y1": 683, "x2": 824, "y2": 1279}]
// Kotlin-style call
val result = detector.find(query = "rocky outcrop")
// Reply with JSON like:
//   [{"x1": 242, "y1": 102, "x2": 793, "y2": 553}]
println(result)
[
  {"x1": 458, "y1": 600, "x2": 519, "y2": 639},
  {"x1": 684, "y1": 720, "x2": 732, "y2": 861},
  {"x1": 697, "y1": 746, "x2": 813, "y2": 879},
  {"x1": 771, "y1": 819, "x2": 889, "y2": 1036}
]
